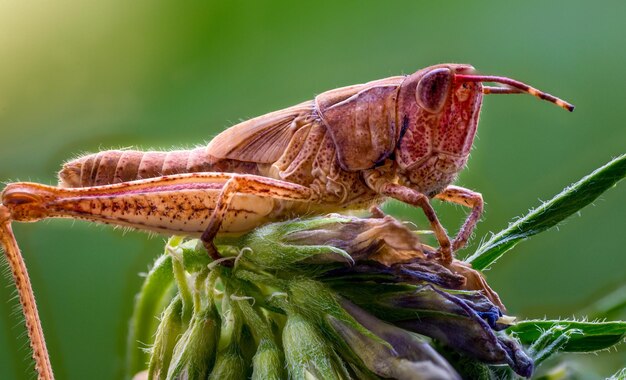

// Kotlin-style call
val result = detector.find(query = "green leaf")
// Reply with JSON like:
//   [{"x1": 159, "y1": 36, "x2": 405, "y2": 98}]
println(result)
[
  {"x1": 507, "y1": 319, "x2": 626, "y2": 352},
  {"x1": 467, "y1": 154, "x2": 626, "y2": 270}
]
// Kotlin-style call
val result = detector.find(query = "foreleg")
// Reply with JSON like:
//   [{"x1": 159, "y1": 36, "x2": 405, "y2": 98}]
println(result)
[
  {"x1": 434, "y1": 185, "x2": 484, "y2": 251},
  {"x1": 381, "y1": 183, "x2": 453, "y2": 264}
]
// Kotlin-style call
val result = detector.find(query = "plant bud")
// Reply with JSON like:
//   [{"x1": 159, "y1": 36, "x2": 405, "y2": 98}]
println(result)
[
  {"x1": 214, "y1": 216, "x2": 352, "y2": 270},
  {"x1": 330, "y1": 299, "x2": 461, "y2": 380},
  {"x1": 147, "y1": 297, "x2": 183, "y2": 380},
  {"x1": 394, "y1": 286, "x2": 532, "y2": 377},
  {"x1": 337, "y1": 282, "x2": 532, "y2": 377},
  {"x1": 283, "y1": 312, "x2": 349, "y2": 380},
  {"x1": 207, "y1": 344, "x2": 247, "y2": 380},
  {"x1": 230, "y1": 297, "x2": 285, "y2": 379},
  {"x1": 281, "y1": 214, "x2": 430, "y2": 265},
  {"x1": 215, "y1": 214, "x2": 433, "y2": 271},
  {"x1": 251, "y1": 338, "x2": 284, "y2": 380},
  {"x1": 166, "y1": 306, "x2": 220, "y2": 380}
]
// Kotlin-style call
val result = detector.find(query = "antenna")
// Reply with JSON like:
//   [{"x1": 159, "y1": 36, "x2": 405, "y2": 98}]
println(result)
[{"x1": 455, "y1": 74, "x2": 575, "y2": 112}]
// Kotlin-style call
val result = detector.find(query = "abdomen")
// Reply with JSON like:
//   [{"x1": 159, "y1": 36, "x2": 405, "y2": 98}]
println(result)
[{"x1": 59, "y1": 147, "x2": 260, "y2": 188}]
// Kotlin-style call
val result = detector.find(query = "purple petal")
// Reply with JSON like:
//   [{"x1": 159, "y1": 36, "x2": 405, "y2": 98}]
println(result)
[{"x1": 396, "y1": 286, "x2": 532, "y2": 377}]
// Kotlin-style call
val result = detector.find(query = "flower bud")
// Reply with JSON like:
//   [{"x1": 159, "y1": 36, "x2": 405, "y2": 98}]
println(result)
[
  {"x1": 283, "y1": 311, "x2": 349, "y2": 380},
  {"x1": 336, "y1": 282, "x2": 532, "y2": 377},
  {"x1": 330, "y1": 299, "x2": 461, "y2": 380},
  {"x1": 214, "y1": 216, "x2": 352, "y2": 270},
  {"x1": 166, "y1": 306, "x2": 220, "y2": 379},
  {"x1": 207, "y1": 344, "x2": 247, "y2": 380},
  {"x1": 281, "y1": 214, "x2": 430, "y2": 265},
  {"x1": 230, "y1": 296, "x2": 285, "y2": 379},
  {"x1": 147, "y1": 297, "x2": 184, "y2": 379},
  {"x1": 394, "y1": 286, "x2": 532, "y2": 377},
  {"x1": 215, "y1": 214, "x2": 433, "y2": 271},
  {"x1": 251, "y1": 338, "x2": 284, "y2": 380}
]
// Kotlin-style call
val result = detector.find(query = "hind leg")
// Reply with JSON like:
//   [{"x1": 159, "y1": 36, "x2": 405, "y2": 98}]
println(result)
[{"x1": 200, "y1": 173, "x2": 313, "y2": 260}]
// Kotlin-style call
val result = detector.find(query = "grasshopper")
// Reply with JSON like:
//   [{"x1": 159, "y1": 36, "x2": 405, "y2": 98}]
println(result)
[{"x1": 0, "y1": 63, "x2": 573, "y2": 379}]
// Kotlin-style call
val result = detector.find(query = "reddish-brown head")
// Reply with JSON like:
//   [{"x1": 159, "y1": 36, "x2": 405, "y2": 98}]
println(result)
[{"x1": 394, "y1": 64, "x2": 574, "y2": 196}]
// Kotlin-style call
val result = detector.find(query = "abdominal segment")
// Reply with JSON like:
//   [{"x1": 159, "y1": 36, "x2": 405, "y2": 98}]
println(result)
[{"x1": 58, "y1": 147, "x2": 260, "y2": 188}]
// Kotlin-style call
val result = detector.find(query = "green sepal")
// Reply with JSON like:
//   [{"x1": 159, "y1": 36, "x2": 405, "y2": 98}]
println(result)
[
  {"x1": 207, "y1": 344, "x2": 248, "y2": 380},
  {"x1": 166, "y1": 303, "x2": 220, "y2": 379},
  {"x1": 251, "y1": 338, "x2": 285, "y2": 380},
  {"x1": 180, "y1": 239, "x2": 211, "y2": 273},
  {"x1": 287, "y1": 278, "x2": 389, "y2": 349},
  {"x1": 167, "y1": 237, "x2": 194, "y2": 322},
  {"x1": 527, "y1": 324, "x2": 581, "y2": 367},
  {"x1": 147, "y1": 296, "x2": 184, "y2": 380},
  {"x1": 282, "y1": 311, "x2": 351, "y2": 380},
  {"x1": 215, "y1": 216, "x2": 352, "y2": 270},
  {"x1": 232, "y1": 296, "x2": 273, "y2": 343}
]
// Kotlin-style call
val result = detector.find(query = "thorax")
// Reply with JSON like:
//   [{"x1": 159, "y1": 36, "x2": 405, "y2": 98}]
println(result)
[{"x1": 258, "y1": 120, "x2": 381, "y2": 211}]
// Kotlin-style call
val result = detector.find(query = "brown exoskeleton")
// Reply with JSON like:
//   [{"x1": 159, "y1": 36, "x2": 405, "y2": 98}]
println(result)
[{"x1": 0, "y1": 64, "x2": 573, "y2": 379}]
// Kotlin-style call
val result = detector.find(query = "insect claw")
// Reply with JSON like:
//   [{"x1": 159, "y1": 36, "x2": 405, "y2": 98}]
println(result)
[{"x1": 369, "y1": 205, "x2": 386, "y2": 218}]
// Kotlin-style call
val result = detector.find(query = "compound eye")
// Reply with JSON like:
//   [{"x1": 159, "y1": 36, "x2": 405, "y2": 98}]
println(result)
[{"x1": 416, "y1": 67, "x2": 452, "y2": 113}]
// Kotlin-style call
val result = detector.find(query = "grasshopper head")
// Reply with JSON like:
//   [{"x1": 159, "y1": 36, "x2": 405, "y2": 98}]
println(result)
[
  {"x1": 394, "y1": 64, "x2": 574, "y2": 196},
  {"x1": 394, "y1": 64, "x2": 482, "y2": 196}
]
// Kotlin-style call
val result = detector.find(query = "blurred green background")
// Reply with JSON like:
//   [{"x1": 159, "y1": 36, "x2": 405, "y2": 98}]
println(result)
[{"x1": 0, "y1": 0, "x2": 624, "y2": 378}]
